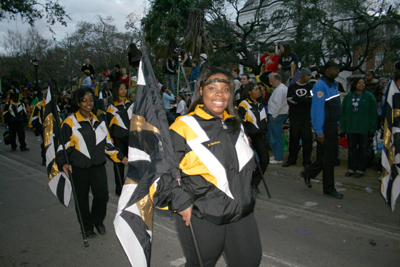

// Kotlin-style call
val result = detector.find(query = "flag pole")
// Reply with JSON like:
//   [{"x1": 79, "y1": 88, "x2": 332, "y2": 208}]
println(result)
[
  {"x1": 176, "y1": 178, "x2": 204, "y2": 267},
  {"x1": 48, "y1": 83, "x2": 89, "y2": 247},
  {"x1": 252, "y1": 147, "x2": 272, "y2": 199}
]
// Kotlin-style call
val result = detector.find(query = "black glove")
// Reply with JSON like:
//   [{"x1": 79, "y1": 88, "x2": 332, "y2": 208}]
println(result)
[{"x1": 339, "y1": 132, "x2": 346, "y2": 138}]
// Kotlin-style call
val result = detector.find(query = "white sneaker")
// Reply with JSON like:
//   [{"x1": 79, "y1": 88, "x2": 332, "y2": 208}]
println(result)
[
  {"x1": 270, "y1": 159, "x2": 283, "y2": 164},
  {"x1": 270, "y1": 156, "x2": 275, "y2": 161}
]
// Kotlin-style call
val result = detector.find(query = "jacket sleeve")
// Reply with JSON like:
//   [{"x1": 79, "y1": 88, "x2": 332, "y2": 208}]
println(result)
[
  {"x1": 56, "y1": 119, "x2": 74, "y2": 169},
  {"x1": 3, "y1": 103, "x2": 10, "y2": 124},
  {"x1": 311, "y1": 83, "x2": 326, "y2": 135},
  {"x1": 369, "y1": 94, "x2": 378, "y2": 133},
  {"x1": 339, "y1": 94, "x2": 349, "y2": 133},
  {"x1": 238, "y1": 103, "x2": 261, "y2": 136},
  {"x1": 153, "y1": 127, "x2": 193, "y2": 212},
  {"x1": 260, "y1": 53, "x2": 268, "y2": 65}
]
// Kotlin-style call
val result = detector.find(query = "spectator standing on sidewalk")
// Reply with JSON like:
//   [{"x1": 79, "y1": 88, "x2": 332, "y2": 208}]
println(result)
[
  {"x1": 267, "y1": 73, "x2": 288, "y2": 164},
  {"x1": 300, "y1": 60, "x2": 343, "y2": 199},
  {"x1": 283, "y1": 68, "x2": 313, "y2": 168},
  {"x1": 340, "y1": 77, "x2": 377, "y2": 178}
]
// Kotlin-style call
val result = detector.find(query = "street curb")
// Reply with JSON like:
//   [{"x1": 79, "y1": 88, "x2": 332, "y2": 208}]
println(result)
[{"x1": 266, "y1": 160, "x2": 382, "y2": 191}]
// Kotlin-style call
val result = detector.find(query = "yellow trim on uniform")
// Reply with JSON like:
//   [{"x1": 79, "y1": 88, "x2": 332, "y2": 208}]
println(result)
[
  {"x1": 170, "y1": 119, "x2": 199, "y2": 142},
  {"x1": 180, "y1": 151, "x2": 218, "y2": 187}
]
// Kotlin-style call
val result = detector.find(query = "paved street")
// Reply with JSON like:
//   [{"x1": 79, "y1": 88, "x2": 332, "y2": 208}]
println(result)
[{"x1": 1, "y1": 125, "x2": 400, "y2": 267}]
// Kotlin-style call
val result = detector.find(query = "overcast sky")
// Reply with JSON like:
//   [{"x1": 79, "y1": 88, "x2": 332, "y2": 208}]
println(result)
[{"x1": 0, "y1": 0, "x2": 148, "y2": 54}]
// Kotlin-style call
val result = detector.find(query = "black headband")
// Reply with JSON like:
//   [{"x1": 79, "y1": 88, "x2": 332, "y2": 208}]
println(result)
[{"x1": 203, "y1": 78, "x2": 230, "y2": 86}]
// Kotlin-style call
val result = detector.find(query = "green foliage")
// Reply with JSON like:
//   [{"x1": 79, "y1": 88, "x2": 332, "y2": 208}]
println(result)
[
  {"x1": 290, "y1": 0, "x2": 400, "y2": 71},
  {"x1": 0, "y1": 0, "x2": 71, "y2": 31}
]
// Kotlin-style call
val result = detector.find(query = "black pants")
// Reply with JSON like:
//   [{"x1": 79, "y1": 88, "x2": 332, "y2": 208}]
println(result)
[
  {"x1": 251, "y1": 134, "x2": 269, "y2": 186},
  {"x1": 287, "y1": 117, "x2": 312, "y2": 166},
  {"x1": 175, "y1": 213, "x2": 262, "y2": 267},
  {"x1": 113, "y1": 137, "x2": 128, "y2": 195},
  {"x1": 305, "y1": 122, "x2": 338, "y2": 194},
  {"x1": 347, "y1": 133, "x2": 369, "y2": 174},
  {"x1": 8, "y1": 121, "x2": 27, "y2": 149},
  {"x1": 71, "y1": 165, "x2": 108, "y2": 232}
]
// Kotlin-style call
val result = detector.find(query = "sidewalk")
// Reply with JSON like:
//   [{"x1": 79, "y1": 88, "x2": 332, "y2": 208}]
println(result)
[{"x1": 267, "y1": 148, "x2": 382, "y2": 192}]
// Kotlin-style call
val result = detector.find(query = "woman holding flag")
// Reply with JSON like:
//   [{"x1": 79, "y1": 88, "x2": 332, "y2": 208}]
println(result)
[
  {"x1": 57, "y1": 87, "x2": 128, "y2": 238},
  {"x1": 168, "y1": 67, "x2": 262, "y2": 266}
]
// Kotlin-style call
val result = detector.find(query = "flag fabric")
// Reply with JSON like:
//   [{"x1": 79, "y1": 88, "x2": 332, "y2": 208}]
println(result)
[
  {"x1": 381, "y1": 79, "x2": 400, "y2": 211},
  {"x1": 43, "y1": 87, "x2": 72, "y2": 207},
  {"x1": 114, "y1": 46, "x2": 182, "y2": 267}
]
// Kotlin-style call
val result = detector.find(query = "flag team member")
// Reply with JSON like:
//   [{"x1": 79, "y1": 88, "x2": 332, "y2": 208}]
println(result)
[
  {"x1": 169, "y1": 67, "x2": 262, "y2": 267},
  {"x1": 3, "y1": 93, "x2": 30, "y2": 151},
  {"x1": 29, "y1": 98, "x2": 47, "y2": 165},
  {"x1": 57, "y1": 88, "x2": 128, "y2": 238},
  {"x1": 106, "y1": 81, "x2": 134, "y2": 196},
  {"x1": 238, "y1": 82, "x2": 269, "y2": 187},
  {"x1": 300, "y1": 61, "x2": 343, "y2": 198}
]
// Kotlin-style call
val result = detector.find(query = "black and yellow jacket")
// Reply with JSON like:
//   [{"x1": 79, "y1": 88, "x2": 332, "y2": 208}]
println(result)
[
  {"x1": 4, "y1": 100, "x2": 27, "y2": 124},
  {"x1": 56, "y1": 111, "x2": 124, "y2": 169},
  {"x1": 106, "y1": 99, "x2": 134, "y2": 139},
  {"x1": 238, "y1": 98, "x2": 268, "y2": 137},
  {"x1": 29, "y1": 99, "x2": 46, "y2": 134},
  {"x1": 168, "y1": 105, "x2": 256, "y2": 225}
]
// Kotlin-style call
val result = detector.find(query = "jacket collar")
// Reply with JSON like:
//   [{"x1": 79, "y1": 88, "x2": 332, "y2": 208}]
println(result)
[
  {"x1": 321, "y1": 75, "x2": 337, "y2": 88},
  {"x1": 193, "y1": 104, "x2": 235, "y2": 121},
  {"x1": 10, "y1": 100, "x2": 21, "y2": 105},
  {"x1": 113, "y1": 98, "x2": 130, "y2": 106},
  {"x1": 76, "y1": 110, "x2": 99, "y2": 123}
]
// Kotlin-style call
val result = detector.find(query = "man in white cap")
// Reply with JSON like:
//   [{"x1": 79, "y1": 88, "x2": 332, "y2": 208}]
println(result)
[{"x1": 199, "y1": 53, "x2": 209, "y2": 73}]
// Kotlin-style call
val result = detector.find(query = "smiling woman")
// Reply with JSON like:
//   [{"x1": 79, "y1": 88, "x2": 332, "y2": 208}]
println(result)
[
  {"x1": 56, "y1": 87, "x2": 128, "y2": 238},
  {"x1": 165, "y1": 67, "x2": 262, "y2": 266}
]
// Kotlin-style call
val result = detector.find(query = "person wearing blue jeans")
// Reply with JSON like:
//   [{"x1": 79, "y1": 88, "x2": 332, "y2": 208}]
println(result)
[
  {"x1": 267, "y1": 73, "x2": 289, "y2": 163},
  {"x1": 267, "y1": 113, "x2": 287, "y2": 162}
]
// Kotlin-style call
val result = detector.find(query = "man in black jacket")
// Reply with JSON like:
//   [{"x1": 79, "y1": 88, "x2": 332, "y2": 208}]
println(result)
[
  {"x1": 81, "y1": 58, "x2": 95, "y2": 77},
  {"x1": 283, "y1": 68, "x2": 313, "y2": 168},
  {"x1": 164, "y1": 55, "x2": 179, "y2": 95},
  {"x1": 4, "y1": 93, "x2": 30, "y2": 151}
]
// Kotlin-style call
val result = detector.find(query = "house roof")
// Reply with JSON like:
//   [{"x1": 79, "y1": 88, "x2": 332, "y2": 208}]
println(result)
[{"x1": 241, "y1": 0, "x2": 270, "y2": 12}]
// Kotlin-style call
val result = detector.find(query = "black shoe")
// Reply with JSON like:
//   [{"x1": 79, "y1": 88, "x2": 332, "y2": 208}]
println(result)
[
  {"x1": 21, "y1": 147, "x2": 30, "y2": 151},
  {"x1": 95, "y1": 224, "x2": 106, "y2": 235},
  {"x1": 282, "y1": 162, "x2": 294, "y2": 167},
  {"x1": 324, "y1": 191, "x2": 343, "y2": 199},
  {"x1": 345, "y1": 172, "x2": 354, "y2": 177},
  {"x1": 254, "y1": 185, "x2": 260, "y2": 194},
  {"x1": 300, "y1": 171, "x2": 312, "y2": 188},
  {"x1": 85, "y1": 230, "x2": 97, "y2": 238},
  {"x1": 11, "y1": 148, "x2": 17, "y2": 151},
  {"x1": 354, "y1": 173, "x2": 364, "y2": 178}
]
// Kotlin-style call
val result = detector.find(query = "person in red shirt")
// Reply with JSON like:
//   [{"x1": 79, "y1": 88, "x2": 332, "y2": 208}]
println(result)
[
  {"x1": 259, "y1": 46, "x2": 279, "y2": 87},
  {"x1": 119, "y1": 68, "x2": 130, "y2": 88}
]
